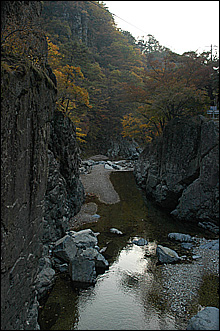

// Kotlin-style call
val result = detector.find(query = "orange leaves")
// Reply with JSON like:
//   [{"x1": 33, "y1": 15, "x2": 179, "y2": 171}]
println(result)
[
  {"x1": 1, "y1": 11, "x2": 46, "y2": 68},
  {"x1": 121, "y1": 51, "x2": 212, "y2": 144},
  {"x1": 46, "y1": 37, "x2": 92, "y2": 143},
  {"x1": 122, "y1": 113, "x2": 152, "y2": 143}
]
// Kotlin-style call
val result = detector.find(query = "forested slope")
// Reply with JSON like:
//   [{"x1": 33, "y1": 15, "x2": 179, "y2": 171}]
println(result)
[
  {"x1": 41, "y1": 0, "x2": 145, "y2": 153},
  {"x1": 41, "y1": 1, "x2": 219, "y2": 156}
]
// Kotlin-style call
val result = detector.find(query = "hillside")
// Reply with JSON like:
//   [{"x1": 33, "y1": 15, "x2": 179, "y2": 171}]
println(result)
[{"x1": 41, "y1": 1, "x2": 218, "y2": 156}]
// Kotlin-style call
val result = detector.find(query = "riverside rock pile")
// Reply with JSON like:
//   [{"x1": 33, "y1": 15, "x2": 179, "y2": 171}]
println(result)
[
  {"x1": 52, "y1": 229, "x2": 109, "y2": 285},
  {"x1": 79, "y1": 158, "x2": 135, "y2": 174},
  {"x1": 158, "y1": 237, "x2": 219, "y2": 319}
]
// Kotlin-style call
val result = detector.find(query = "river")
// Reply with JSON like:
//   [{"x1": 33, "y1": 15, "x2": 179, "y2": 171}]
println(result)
[{"x1": 38, "y1": 171, "x2": 215, "y2": 330}]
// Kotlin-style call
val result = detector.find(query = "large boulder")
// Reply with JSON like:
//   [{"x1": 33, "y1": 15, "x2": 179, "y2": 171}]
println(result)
[
  {"x1": 186, "y1": 307, "x2": 219, "y2": 330},
  {"x1": 69, "y1": 248, "x2": 97, "y2": 284},
  {"x1": 156, "y1": 245, "x2": 180, "y2": 264},
  {"x1": 69, "y1": 247, "x2": 109, "y2": 284},
  {"x1": 52, "y1": 229, "x2": 108, "y2": 284},
  {"x1": 71, "y1": 228, "x2": 98, "y2": 248},
  {"x1": 134, "y1": 116, "x2": 219, "y2": 226},
  {"x1": 53, "y1": 235, "x2": 77, "y2": 262}
]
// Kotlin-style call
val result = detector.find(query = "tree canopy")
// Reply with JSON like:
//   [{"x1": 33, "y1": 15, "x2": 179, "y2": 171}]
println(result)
[{"x1": 40, "y1": 1, "x2": 219, "y2": 148}]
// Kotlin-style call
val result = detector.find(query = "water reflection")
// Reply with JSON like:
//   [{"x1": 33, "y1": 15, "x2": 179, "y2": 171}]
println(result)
[
  {"x1": 74, "y1": 238, "x2": 186, "y2": 330},
  {"x1": 39, "y1": 171, "x2": 212, "y2": 330}
]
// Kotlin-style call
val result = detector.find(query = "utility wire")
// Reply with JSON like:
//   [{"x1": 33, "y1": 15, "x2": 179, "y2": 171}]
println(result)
[{"x1": 88, "y1": 0, "x2": 149, "y2": 36}]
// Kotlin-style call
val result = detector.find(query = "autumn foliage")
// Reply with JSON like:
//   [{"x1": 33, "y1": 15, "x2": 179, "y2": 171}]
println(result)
[
  {"x1": 122, "y1": 50, "x2": 217, "y2": 142},
  {"x1": 3, "y1": 0, "x2": 218, "y2": 148},
  {"x1": 1, "y1": 3, "x2": 47, "y2": 68}
]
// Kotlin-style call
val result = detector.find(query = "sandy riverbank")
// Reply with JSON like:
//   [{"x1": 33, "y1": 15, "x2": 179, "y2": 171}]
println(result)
[
  {"x1": 80, "y1": 163, "x2": 120, "y2": 204},
  {"x1": 70, "y1": 158, "x2": 121, "y2": 230}
]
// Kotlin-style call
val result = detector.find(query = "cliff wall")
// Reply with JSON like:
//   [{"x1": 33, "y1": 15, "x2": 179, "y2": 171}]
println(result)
[
  {"x1": 43, "y1": 111, "x2": 84, "y2": 244},
  {"x1": 1, "y1": 56, "x2": 56, "y2": 330},
  {"x1": 1, "y1": 1, "x2": 84, "y2": 329},
  {"x1": 134, "y1": 116, "x2": 219, "y2": 227}
]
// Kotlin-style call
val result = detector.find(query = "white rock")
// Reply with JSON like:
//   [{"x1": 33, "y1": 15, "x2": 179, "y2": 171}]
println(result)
[
  {"x1": 104, "y1": 163, "x2": 114, "y2": 170},
  {"x1": 110, "y1": 228, "x2": 123, "y2": 235}
]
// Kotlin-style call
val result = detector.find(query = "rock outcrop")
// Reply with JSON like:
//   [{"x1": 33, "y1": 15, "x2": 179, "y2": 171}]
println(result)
[
  {"x1": 134, "y1": 116, "x2": 219, "y2": 226},
  {"x1": 1, "y1": 1, "x2": 84, "y2": 329},
  {"x1": 1, "y1": 2, "x2": 57, "y2": 329},
  {"x1": 43, "y1": 111, "x2": 85, "y2": 244}
]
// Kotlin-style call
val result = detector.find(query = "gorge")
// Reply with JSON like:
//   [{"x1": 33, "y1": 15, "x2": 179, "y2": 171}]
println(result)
[{"x1": 1, "y1": 1, "x2": 219, "y2": 330}]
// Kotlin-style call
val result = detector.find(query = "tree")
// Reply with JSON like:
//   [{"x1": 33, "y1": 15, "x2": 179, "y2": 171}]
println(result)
[
  {"x1": 1, "y1": 3, "x2": 46, "y2": 68},
  {"x1": 41, "y1": 1, "x2": 146, "y2": 148},
  {"x1": 122, "y1": 51, "x2": 211, "y2": 143},
  {"x1": 47, "y1": 38, "x2": 92, "y2": 143}
]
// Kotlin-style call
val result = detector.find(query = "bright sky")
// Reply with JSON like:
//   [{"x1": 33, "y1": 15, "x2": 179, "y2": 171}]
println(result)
[{"x1": 104, "y1": 1, "x2": 219, "y2": 56}]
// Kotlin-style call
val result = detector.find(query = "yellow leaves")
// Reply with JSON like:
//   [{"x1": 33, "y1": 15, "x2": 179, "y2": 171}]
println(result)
[
  {"x1": 46, "y1": 37, "x2": 59, "y2": 55},
  {"x1": 121, "y1": 110, "x2": 164, "y2": 144},
  {"x1": 46, "y1": 37, "x2": 92, "y2": 133},
  {"x1": 76, "y1": 127, "x2": 87, "y2": 143},
  {"x1": 1, "y1": 14, "x2": 45, "y2": 68}
]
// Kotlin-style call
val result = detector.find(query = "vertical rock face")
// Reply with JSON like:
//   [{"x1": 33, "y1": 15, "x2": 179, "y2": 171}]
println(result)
[
  {"x1": 43, "y1": 111, "x2": 85, "y2": 244},
  {"x1": 134, "y1": 116, "x2": 219, "y2": 225},
  {"x1": 0, "y1": 1, "x2": 56, "y2": 330},
  {"x1": 1, "y1": 2, "x2": 85, "y2": 329},
  {"x1": 1, "y1": 64, "x2": 56, "y2": 329}
]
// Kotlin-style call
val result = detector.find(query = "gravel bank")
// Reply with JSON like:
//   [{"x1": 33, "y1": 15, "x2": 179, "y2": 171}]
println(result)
[{"x1": 158, "y1": 237, "x2": 219, "y2": 319}]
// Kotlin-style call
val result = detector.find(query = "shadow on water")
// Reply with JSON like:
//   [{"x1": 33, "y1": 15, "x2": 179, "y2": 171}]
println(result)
[{"x1": 38, "y1": 171, "x2": 217, "y2": 330}]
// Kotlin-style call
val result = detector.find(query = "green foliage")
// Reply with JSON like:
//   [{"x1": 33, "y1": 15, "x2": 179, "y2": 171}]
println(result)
[
  {"x1": 41, "y1": 0, "x2": 146, "y2": 148},
  {"x1": 40, "y1": 1, "x2": 219, "y2": 148}
]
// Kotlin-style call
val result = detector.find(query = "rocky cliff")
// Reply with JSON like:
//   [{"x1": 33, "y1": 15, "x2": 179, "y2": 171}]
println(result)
[
  {"x1": 1, "y1": 58, "x2": 56, "y2": 331},
  {"x1": 134, "y1": 116, "x2": 219, "y2": 227},
  {"x1": 1, "y1": 1, "x2": 84, "y2": 329},
  {"x1": 43, "y1": 111, "x2": 84, "y2": 244}
]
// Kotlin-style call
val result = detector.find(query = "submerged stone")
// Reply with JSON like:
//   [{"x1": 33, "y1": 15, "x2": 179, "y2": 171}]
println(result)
[{"x1": 132, "y1": 238, "x2": 148, "y2": 246}]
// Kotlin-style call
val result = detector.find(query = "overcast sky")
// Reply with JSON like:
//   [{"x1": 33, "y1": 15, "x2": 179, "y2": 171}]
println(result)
[{"x1": 104, "y1": 1, "x2": 219, "y2": 56}]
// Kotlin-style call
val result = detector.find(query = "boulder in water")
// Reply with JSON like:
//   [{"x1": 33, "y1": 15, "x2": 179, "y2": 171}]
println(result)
[
  {"x1": 132, "y1": 238, "x2": 148, "y2": 246},
  {"x1": 110, "y1": 228, "x2": 123, "y2": 235}
]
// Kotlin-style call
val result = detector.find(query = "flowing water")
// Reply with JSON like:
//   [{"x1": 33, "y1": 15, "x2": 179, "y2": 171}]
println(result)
[{"x1": 38, "y1": 171, "x2": 216, "y2": 330}]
